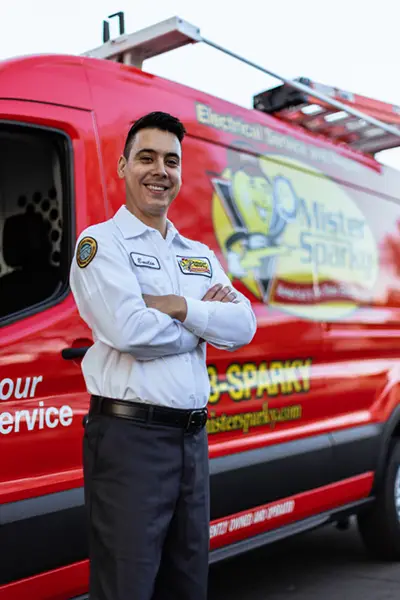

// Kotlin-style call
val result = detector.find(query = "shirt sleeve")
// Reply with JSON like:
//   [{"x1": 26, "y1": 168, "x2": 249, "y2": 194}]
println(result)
[
  {"x1": 182, "y1": 250, "x2": 257, "y2": 351},
  {"x1": 69, "y1": 230, "x2": 200, "y2": 360}
]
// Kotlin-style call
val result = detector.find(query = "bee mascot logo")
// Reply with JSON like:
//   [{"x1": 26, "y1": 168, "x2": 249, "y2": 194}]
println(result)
[{"x1": 210, "y1": 142, "x2": 378, "y2": 321}]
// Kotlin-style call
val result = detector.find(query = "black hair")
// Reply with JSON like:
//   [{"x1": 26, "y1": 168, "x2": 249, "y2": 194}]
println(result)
[{"x1": 123, "y1": 111, "x2": 187, "y2": 159}]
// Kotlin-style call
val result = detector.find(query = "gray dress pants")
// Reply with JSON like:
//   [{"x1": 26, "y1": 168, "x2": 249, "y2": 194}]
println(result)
[{"x1": 83, "y1": 411, "x2": 210, "y2": 600}]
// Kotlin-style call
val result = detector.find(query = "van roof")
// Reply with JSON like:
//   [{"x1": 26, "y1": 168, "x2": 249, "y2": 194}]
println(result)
[{"x1": 0, "y1": 51, "x2": 380, "y2": 168}]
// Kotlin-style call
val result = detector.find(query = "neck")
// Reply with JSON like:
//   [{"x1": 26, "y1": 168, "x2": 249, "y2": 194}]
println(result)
[{"x1": 126, "y1": 203, "x2": 168, "y2": 238}]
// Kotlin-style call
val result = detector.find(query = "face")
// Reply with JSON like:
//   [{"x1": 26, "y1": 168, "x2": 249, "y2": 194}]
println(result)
[
  {"x1": 117, "y1": 128, "x2": 182, "y2": 220},
  {"x1": 233, "y1": 169, "x2": 274, "y2": 234}
]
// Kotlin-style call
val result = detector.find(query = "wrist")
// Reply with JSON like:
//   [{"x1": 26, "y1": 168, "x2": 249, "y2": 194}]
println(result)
[{"x1": 170, "y1": 296, "x2": 187, "y2": 322}]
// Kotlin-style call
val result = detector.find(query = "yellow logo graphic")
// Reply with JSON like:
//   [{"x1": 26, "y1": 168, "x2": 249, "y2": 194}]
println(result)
[
  {"x1": 177, "y1": 256, "x2": 212, "y2": 277},
  {"x1": 210, "y1": 145, "x2": 378, "y2": 320},
  {"x1": 207, "y1": 358, "x2": 312, "y2": 405}
]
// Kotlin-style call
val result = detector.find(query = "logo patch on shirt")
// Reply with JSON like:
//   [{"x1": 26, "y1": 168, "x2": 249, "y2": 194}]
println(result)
[
  {"x1": 130, "y1": 252, "x2": 160, "y2": 269},
  {"x1": 76, "y1": 236, "x2": 97, "y2": 268},
  {"x1": 177, "y1": 256, "x2": 212, "y2": 277}
]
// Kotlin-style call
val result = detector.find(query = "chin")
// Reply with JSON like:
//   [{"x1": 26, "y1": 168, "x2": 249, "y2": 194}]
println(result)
[
  {"x1": 148, "y1": 198, "x2": 173, "y2": 212},
  {"x1": 146, "y1": 204, "x2": 169, "y2": 216}
]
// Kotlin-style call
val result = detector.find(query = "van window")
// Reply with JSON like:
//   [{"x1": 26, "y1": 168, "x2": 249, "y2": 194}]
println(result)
[{"x1": 0, "y1": 123, "x2": 71, "y2": 322}]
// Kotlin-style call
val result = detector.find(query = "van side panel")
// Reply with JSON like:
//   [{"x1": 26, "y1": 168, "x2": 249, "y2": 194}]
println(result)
[
  {"x1": 318, "y1": 184, "x2": 400, "y2": 478},
  {"x1": 0, "y1": 97, "x2": 105, "y2": 590}
]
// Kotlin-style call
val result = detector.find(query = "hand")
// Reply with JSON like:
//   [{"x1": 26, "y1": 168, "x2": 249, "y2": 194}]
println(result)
[
  {"x1": 142, "y1": 294, "x2": 187, "y2": 322},
  {"x1": 202, "y1": 283, "x2": 237, "y2": 303}
]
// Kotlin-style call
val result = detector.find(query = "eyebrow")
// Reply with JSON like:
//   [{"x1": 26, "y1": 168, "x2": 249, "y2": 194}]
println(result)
[{"x1": 136, "y1": 148, "x2": 180, "y2": 160}]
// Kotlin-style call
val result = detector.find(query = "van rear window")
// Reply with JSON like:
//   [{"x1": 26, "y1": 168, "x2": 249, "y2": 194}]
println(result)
[{"x1": 0, "y1": 123, "x2": 72, "y2": 323}]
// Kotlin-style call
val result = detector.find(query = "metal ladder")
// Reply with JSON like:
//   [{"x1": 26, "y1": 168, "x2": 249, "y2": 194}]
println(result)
[
  {"x1": 82, "y1": 13, "x2": 400, "y2": 156},
  {"x1": 253, "y1": 78, "x2": 400, "y2": 155}
]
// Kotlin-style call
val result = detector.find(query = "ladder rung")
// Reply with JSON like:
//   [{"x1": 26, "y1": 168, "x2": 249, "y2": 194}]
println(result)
[{"x1": 254, "y1": 78, "x2": 400, "y2": 155}]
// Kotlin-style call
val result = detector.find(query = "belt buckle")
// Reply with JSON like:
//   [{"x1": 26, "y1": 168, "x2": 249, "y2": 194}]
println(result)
[{"x1": 186, "y1": 409, "x2": 207, "y2": 432}]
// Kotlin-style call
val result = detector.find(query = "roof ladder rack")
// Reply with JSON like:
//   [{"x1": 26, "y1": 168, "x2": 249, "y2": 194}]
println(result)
[
  {"x1": 83, "y1": 14, "x2": 400, "y2": 155},
  {"x1": 253, "y1": 78, "x2": 400, "y2": 155},
  {"x1": 82, "y1": 16, "x2": 201, "y2": 69}
]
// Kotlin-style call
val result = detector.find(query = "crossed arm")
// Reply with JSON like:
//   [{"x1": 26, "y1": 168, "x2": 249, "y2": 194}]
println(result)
[
  {"x1": 143, "y1": 282, "x2": 237, "y2": 321},
  {"x1": 70, "y1": 234, "x2": 256, "y2": 361},
  {"x1": 142, "y1": 254, "x2": 257, "y2": 352},
  {"x1": 143, "y1": 283, "x2": 238, "y2": 345}
]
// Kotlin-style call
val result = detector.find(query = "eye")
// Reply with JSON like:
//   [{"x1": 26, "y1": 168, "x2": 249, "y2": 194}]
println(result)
[
  {"x1": 140, "y1": 155, "x2": 152, "y2": 163},
  {"x1": 166, "y1": 159, "x2": 179, "y2": 167}
]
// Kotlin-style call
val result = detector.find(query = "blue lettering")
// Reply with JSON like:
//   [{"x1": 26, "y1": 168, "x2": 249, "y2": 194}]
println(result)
[
  {"x1": 298, "y1": 198, "x2": 312, "y2": 229},
  {"x1": 297, "y1": 197, "x2": 365, "y2": 240},
  {"x1": 299, "y1": 231, "x2": 313, "y2": 264},
  {"x1": 298, "y1": 232, "x2": 373, "y2": 278}
]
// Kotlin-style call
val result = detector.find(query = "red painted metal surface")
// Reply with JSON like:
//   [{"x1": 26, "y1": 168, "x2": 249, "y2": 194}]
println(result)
[
  {"x1": 0, "y1": 561, "x2": 89, "y2": 600},
  {"x1": 0, "y1": 99, "x2": 103, "y2": 504},
  {"x1": 209, "y1": 472, "x2": 374, "y2": 550}
]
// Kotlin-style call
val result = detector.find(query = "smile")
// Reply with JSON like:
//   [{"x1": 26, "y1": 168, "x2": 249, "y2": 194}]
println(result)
[{"x1": 145, "y1": 184, "x2": 169, "y2": 192}]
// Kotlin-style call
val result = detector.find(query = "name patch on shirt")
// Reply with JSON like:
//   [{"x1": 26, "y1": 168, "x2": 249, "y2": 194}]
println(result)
[
  {"x1": 130, "y1": 252, "x2": 160, "y2": 269},
  {"x1": 177, "y1": 256, "x2": 212, "y2": 277},
  {"x1": 76, "y1": 236, "x2": 97, "y2": 268}
]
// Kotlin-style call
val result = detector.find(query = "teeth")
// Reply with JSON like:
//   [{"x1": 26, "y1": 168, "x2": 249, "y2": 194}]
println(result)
[{"x1": 146, "y1": 185, "x2": 166, "y2": 191}]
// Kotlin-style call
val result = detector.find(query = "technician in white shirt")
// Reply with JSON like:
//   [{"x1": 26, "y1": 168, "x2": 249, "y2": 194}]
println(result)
[{"x1": 70, "y1": 111, "x2": 257, "y2": 600}]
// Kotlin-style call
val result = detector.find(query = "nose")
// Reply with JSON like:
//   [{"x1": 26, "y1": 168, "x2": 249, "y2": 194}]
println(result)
[{"x1": 152, "y1": 157, "x2": 168, "y2": 177}]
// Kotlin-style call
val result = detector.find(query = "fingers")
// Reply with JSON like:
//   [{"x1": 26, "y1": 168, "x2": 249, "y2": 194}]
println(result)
[
  {"x1": 216, "y1": 286, "x2": 236, "y2": 303},
  {"x1": 202, "y1": 284, "x2": 222, "y2": 301},
  {"x1": 202, "y1": 284, "x2": 237, "y2": 303},
  {"x1": 219, "y1": 286, "x2": 236, "y2": 303}
]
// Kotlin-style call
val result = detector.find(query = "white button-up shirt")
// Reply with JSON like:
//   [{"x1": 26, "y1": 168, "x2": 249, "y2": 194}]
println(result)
[{"x1": 70, "y1": 205, "x2": 257, "y2": 410}]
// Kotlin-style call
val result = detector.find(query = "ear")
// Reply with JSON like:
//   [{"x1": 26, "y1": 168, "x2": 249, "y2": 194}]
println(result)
[{"x1": 117, "y1": 155, "x2": 127, "y2": 179}]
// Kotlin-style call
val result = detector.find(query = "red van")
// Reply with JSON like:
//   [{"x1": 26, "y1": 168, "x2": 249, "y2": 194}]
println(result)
[{"x1": 2, "y1": 15, "x2": 400, "y2": 600}]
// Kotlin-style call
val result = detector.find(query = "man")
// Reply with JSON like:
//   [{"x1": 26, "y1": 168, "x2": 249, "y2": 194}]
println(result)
[{"x1": 70, "y1": 111, "x2": 257, "y2": 600}]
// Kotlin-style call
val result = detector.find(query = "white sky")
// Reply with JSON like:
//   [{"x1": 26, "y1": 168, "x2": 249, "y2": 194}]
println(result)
[{"x1": 2, "y1": 0, "x2": 400, "y2": 168}]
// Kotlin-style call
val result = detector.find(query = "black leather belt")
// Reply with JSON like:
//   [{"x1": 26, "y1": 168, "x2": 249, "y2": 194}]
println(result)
[{"x1": 89, "y1": 395, "x2": 208, "y2": 433}]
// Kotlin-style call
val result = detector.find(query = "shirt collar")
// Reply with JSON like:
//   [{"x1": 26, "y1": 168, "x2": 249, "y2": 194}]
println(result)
[
  {"x1": 165, "y1": 219, "x2": 192, "y2": 248},
  {"x1": 112, "y1": 205, "x2": 192, "y2": 248},
  {"x1": 113, "y1": 205, "x2": 149, "y2": 239}
]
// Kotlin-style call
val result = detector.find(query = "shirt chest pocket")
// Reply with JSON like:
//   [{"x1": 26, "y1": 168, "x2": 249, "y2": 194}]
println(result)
[
  {"x1": 130, "y1": 252, "x2": 168, "y2": 295},
  {"x1": 176, "y1": 255, "x2": 213, "y2": 300}
]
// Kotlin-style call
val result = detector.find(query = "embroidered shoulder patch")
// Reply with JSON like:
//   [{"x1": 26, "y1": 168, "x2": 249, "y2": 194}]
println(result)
[
  {"x1": 76, "y1": 236, "x2": 97, "y2": 268},
  {"x1": 177, "y1": 256, "x2": 212, "y2": 278}
]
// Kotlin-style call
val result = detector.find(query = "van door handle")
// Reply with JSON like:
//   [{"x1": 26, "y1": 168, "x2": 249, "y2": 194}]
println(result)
[{"x1": 61, "y1": 346, "x2": 90, "y2": 359}]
